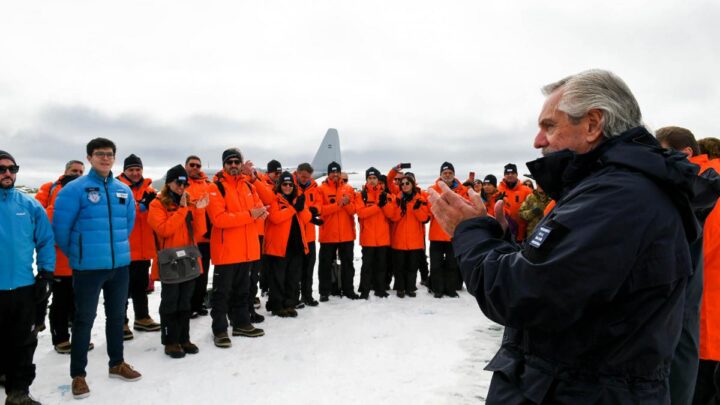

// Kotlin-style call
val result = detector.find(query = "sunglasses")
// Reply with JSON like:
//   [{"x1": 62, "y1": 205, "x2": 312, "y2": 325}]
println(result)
[
  {"x1": 225, "y1": 159, "x2": 241, "y2": 166},
  {"x1": 188, "y1": 163, "x2": 201, "y2": 169},
  {"x1": 92, "y1": 151, "x2": 115, "y2": 158},
  {"x1": 0, "y1": 165, "x2": 19, "y2": 174},
  {"x1": 340, "y1": 178, "x2": 348, "y2": 183},
  {"x1": 281, "y1": 182, "x2": 294, "y2": 187},
  {"x1": 174, "y1": 179, "x2": 189, "y2": 187},
  {"x1": 400, "y1": 181, "x2": 412, "y2": 186}
]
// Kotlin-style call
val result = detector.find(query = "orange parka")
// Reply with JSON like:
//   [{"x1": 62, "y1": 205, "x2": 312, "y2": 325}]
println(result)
[
  {"x1": 117, "y1": 175, "x2": 157, "y2": 261},
  {"x1": 355, "y1": 185, "x2": 394, "y2": 247},
  {"x1": 185, "y1": 171, "x2": 213, "y2": 244},
  {"x1": 147, "y1": 196, "x2": 207, "y2": 280},
  {"x1": 36, "y1": 176, "x2": 74, "y2": 276},
  {"x1": 263, "y1": 193, "x2": 312, "y2": 257},
  {"x1": 296, "y1": 176, "x2": 322, "y2": 242},
  {"x1": 498, "y1": 180, "x2": 533, "y2": 241},
  {"x1": 389, "y1": 190, "x2": 430, "y2": 250},
  {"x1": 428, "y1": 179, "x2": 469, "y2": 242},
  {"x1": 318, "y1": 178, "x2": 356, "y2": 243},
  {"x1": 206, "y1": 171, "x2": 263, "y2": 265}
]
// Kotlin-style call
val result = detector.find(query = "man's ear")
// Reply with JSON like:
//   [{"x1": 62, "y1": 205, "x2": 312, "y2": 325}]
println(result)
[{"x1": 585, "y1": 109, "x2": 604, "y2": 144}]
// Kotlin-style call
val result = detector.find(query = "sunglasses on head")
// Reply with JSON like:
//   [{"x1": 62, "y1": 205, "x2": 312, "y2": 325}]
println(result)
[
  {"x1": 188, "y1": 163, "x2": 201, "y2": 169},
  {"x1": 225, "y1": 159, "x2": 241, "y2": 166},
  {"x1": 0, "y1": 165, "x2": 19, "y2": 174}
]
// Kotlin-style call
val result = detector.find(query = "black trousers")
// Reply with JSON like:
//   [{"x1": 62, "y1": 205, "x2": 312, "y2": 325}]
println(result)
[
  {"x1": 126, "y1": 260, "x2": 151, "y2": 321},
  {"x1": 210, "y1": 263, "x2": 251, "y2": 334},
  {"x1": 190, "y1": 242, "x2": 211, "y2": 312},
  {"x1": 694, "y1": 359, "x2": 720, "y2": 405},
  {"x1": 385, "y1": 248, "x2": 394, "y2": 288},
  {"x1": 360, "y1": 246, "x2": 388, "y2": 294},
  {"x1": 392, "y1": 249, "x2": 421, "y2": 292},
  {"x1": 430, "y1": 241, "x2": 459, "y2": 295},
  {"x1": 266, "y1": 254, "x2": 302, "y2": 311},
  {"x1": 49, "y1": 276, "x2": 74, "y2": 345},
  {"x1": 318, "y1": 242, "x2": 355, "y2": 297},
  {"x1": 160, "y1": 279, "x2": 195, "y2": 345},
  {"x1": 0, "y1": 285, "x2": 37, "y2": 395},
  {"x1": 419, "y1": 248, "x2": 429, "y2": 283},
  {"x1": 300, "y1": 242, "x2": 317, "y2": 300}
]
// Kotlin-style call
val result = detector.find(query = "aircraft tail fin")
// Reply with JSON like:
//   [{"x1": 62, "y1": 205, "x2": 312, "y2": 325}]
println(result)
[{"x1": 311, "y1": 128, "x2": 342, "y2": 179}]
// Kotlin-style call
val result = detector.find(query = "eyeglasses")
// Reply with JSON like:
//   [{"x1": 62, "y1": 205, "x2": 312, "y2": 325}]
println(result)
[
  {"x1": 225, "y1": 159, "x2": 241, "y2": 166},
  {"x1": 0, "y1": 165, "x2": 19, "y2": 174},
  {"x1": 400, "y1": 181, "x2": 412, "y2": 186},
  {"x1": 340, "y1": 178, "x2": 348, "y2": 183},
  {"x1": 92, "y1": 151, "x2": 115, "y2": 158},
  {"x1": 281, "y1": 182, "x2": 294, "y2": 187},
  {"x1": 188, "y1": 163, "x2": 201, "y2": 169}
]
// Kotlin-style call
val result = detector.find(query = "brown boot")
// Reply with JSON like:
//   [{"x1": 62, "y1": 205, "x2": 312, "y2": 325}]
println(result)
[
  {"x1": 133, "y1": 317, "x2": 161, "y2": 332},
  {"x1": 164, "y1": 344, "x2": 185, "y2": 359},
  {"x1": 72, "y1": 376, "x2": 90, "y2": 399},
  {"x1": 123, "y1": 323, "x2": 134, "y2": 341},
  {"x1": 108, "y1": 362, "x2": 142, "y2": 381}
]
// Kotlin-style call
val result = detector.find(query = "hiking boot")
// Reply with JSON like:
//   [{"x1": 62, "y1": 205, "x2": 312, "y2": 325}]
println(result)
[
  {"x1": 249, "y1": 312, "x2": 265, "y2": 324},
  {"x1": 213, "y1": 332, "x2": 232, "y2": 348},
  {"x1": 319, "y1": 295, "x2": 329, "y2": 302},
  {"x1": 303, "y1": 297, "x2": 319, "y2": 307},
  {"x1": 445, "y1": 292, "x2": 459, "y2": 298},
  {"x1": 285, "y1": 308, "x2": 298, "y2": 318},
  {"x1": 5, "y1": 391, "x2": 40, "y2": 405},
  {"x1": 344, "y1": 292, "x2": 360, "y2": 300},
  {"x1": 108, "y1": 362, "x2": 142, "y2": 382},
  {"x1": 272, "y1": 309, "x2": 290, "y2": 317},
  {"x1": 134, "y1": 317, "x2": 161, "y2": 332},
  {"x1": 71, "y1": 376, "x2": 90, "y2": 399},
  {"x1": 164, "y1": 344, "x2": 185, "y2": 359},
  {"x1": 197, "y1": 307, "x2": 209, "y2": 316},
  {"x1": 407, "y1": 291, "x2": 417, "y2": 298},
  {"x1": 123, "y1": 324, "x2": 134, "y2": 341},
  {"x1": 232, "y1": 324, "x2": 265, "y2": 337},
  {"x1": 54, "y1": 341, "x2": 95, "y2": 354},
  {"x1": 360, "y1": 292, "x2": 370, "y2": 300},
  {"x1": 434, "y1": 292, "x2": 444, "y2": 299},
  {"x1": 397, "y1": 290, "x2": 405, "y2": 298},
  {"x1": 253, "y1": 297, "x2": 261, "y2": 309},
  {"x1": 181, "y1": 341, "x2": 199, "y2": 354},
  {"x1": 374, "y1": 291, "x2": 389, "y2": 298},
  {"x1": 295, "y1": 301, "x2": 306, "y2": 309}
]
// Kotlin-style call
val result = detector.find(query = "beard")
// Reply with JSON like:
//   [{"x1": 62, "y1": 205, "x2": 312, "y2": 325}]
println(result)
[{"x1": 0, "y1": 178, "x2": 14, "y2": 189}]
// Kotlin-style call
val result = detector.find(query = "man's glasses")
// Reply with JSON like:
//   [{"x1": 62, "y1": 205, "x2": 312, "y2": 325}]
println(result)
[
  {"x1": 225, "y1": 159, "x2": 241, "y2": 166},
  {"x1": 92, "y1": 151, "x2": 115, "y2": 158},
  {"x1": 188, "y1": 163, "x2": 201, "y2": 169},
  {"x1": 0, "y1": 165, "x2": 19, "y2": 174}
]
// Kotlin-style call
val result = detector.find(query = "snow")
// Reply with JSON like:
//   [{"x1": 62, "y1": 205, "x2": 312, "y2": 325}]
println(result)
[{"x1": 22, "y1": 256, "x2": 501, "y2": 404}]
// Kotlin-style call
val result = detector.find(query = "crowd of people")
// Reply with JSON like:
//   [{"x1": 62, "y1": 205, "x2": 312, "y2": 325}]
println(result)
[{"x1": 3, "y1": 68, "x2": 720, "y2": 404}]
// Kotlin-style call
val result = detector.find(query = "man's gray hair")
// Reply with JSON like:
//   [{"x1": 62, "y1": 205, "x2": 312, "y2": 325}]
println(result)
[
  {"x1": 65, "y1": 160, "x2": 84, "y2": 170},
  {"x1": 542, "y1": 69, "x2": 643, "y2": 138}
]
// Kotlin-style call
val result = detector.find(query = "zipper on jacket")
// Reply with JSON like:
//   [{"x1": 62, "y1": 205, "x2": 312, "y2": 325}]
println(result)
[
  {"x1": 79, "y1": 234, "x2": 83, "y2": 263},
  {"x1": 104, "y1": 177, "x2": 116, "y2": 269}
]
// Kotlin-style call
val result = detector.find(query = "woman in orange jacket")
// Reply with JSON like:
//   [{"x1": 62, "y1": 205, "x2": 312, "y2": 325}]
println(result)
[
  {"x1": 389, "y1": 174, "x2": 430, "y2": 298},
  {"x1": 264, "y1": 172, "x2": 311, "y2": 317},
  {"x1": 148, "y1": 165, "x2": 208, "y2": 358}
]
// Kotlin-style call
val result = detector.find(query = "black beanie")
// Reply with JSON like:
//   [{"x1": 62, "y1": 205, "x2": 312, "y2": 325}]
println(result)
[
  {"x1": 124, "y1": 154, "x2": 143, "y2": 170},
  {"x1": 328, "y1": 161, "x2": 341, "y2": 173},
  {"x1": 365, "y1": 167, "x2": 379, "y2": 179},
  {"x1": 483, "y1": 174, "x2": 497, "y2": 187},
  {"x1": 0, "y1": 150, "x2": 16, "y2": 165},
  {"x1": 166, "y1": 164, "x2": 189, "y2": 185},
  {"x1": 276, "y1": 171, "x2": 296, "y2": 193},
  {"x1": 267, "y1": 159, "x2": 282, "y2": 173},
  {"x1": 504, "y1": 163, "x2": 518, "y2": 174},
  {"x1": 222, "y1": 148, "x2": 242, "y2": 164},
  {"x1": 440, "y1": 161, "x2": 455, "y2": 174}
]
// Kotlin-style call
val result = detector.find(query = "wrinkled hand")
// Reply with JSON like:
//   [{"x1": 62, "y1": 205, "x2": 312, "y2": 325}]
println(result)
[
  {"x1": 194, "y1": 193, "x2": 210, "y2": 209},
  {"x1": 428, "y1": 181, "x2": 508, "y2": 236},
  {"x1": 241, "y1": 160, "x2": 255, "y2": 177},
  {"x1": 251, "y1": 206, "x2": 269, "y2": 219},
  {"x1": 179, "y1": 192, "x2": 189, "y2": 207},
  {"x1": 340, "y1": 194, "x2": 350, "y2": 206}
]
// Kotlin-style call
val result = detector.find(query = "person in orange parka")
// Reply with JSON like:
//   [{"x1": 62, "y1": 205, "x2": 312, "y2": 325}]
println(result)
[
  {"x1": 117, "y1": 154, "x2": 160, "y2": 337},
  {"x1": 183, "y1": 155, "x2": 212, "y2": 318},
  {"x1": 355, "y1": 167, "x2": 395, "y2": 299},
  {"x1": 427, "y1": 162, "x2": 468, "y2": 298},
  {"x1": 250, "y1": 159, "x2": 282, "y2": 300},
  {"x1": 263, "y1": 172, "x2": 311, "y2": 317},
  {"x1": 35, "y1": 160, "x2": 86, "y2": 353},
  {"x1": 294, "y1": 163, "x2": 323, "y2": 306},
  {"x1": 206, "y1": 148, "x2": 266, "y2": 347},
  {"x1": 147, "y1": 165, "x2": 208, "y2": 359},
  {"x1": 317, "y1": 161, "x2": 358, "y2": 301},
  {"x1": 497, "y1": 163, "x2": 533, "y2": 242},
  {"x1": 388, "y1": 173, "x2": 430, "y2": 298}
]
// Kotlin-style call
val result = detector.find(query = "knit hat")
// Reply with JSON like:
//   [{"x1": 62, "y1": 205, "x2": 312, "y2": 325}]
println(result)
[
  {"x1": 483, "y1": 174, "x2": 497, "y2": 187},
  {"x1": 365, "y1": 167, "x2": 379, "y2": 179},
  {"x1": 279, "y1": 171, "x2": 294, "y2": 184},
  {"x1": 267, "y1": 159, "x2": 282, "y2": 173},
  {"x1": 328, "y1": 161, "x2": 341, "y2": 173},
  {"x1": 165, "y1": 164, "x2": 189, "y2": 185},
  {"x1": 440, "y1": 161, "x2": 455, "y2": 174},
  {"x1": 222, "y1": 148, "x2": 242, "y2": 164},
  {"x1": 504, "y1": 163, "x2": 518, "y2": 174},
  {"x1": 404, "y1": 172, "x2": 416, "y2": 182},
  {"x1": 0, "y1": 150, "x2": 16, "y2": 165},
  {"x1": 123, "y1": 154, "x2": 143, "y2": 170}
]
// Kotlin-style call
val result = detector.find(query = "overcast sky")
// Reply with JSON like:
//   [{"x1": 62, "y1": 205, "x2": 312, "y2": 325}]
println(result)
[{"x1": 1, "y1": 0, "x2": 718, "y2": 187}]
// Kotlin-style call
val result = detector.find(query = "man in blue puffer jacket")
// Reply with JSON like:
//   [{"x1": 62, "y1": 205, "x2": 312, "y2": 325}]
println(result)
[
  {"x1": 52, "y1": 138, "x2": 142, "y2": 400},
  {"x1": 0, "y1": 150, "x2": 55, "y2": 405}
]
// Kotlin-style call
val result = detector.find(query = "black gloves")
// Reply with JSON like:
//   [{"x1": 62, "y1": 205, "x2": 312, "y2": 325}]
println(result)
[
  {"x1": 34, "y1": 270, "x2": 54, "y2": 303},
  {"x1": 378, "y1": 192, "x2": 388, "y2": 207},
  {"x1": 59, "y1": 174, "x2": 80, "y2": 186},
  {"x1": 308, "y1": 205, "x2": 322, "y2": 224},
  {"x1": 497, "y1": 191, "x2": 507, "y2": 200},
  {"x1": 139, "y1": 191, "x2": 157, "y2": 209},
  {"x1": 413, "y1": 199, "x2": 422, "y2": 210},
  {"x1": 310, "y1": 217, "x2": 324, "y2": 225},
  {"x1": 293, "y1": 194, "x2": 306, "y2": 212},
  {"x1": 309, "y1": 206, "x2": 319, "y2": 216}
]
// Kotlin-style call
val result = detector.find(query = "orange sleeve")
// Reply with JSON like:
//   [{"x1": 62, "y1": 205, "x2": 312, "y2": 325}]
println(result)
[
  {"x1": 267, "y1": 200, "x2": 296, "y2": 225},
  {"x1": 35, "y1": 182, "x2": 52, "y2": 208},
  {"x1": 387, "y1": 168, "x2": 400, "y2": 195},
  {"x1": 252, "y1": 178, "x2": 276, "y2": 205},
  {"x1": 191, "y1": 206, "x2": 207, "y2": 241},
  {"x1": 206, "y1": 184, "x2": 255, "y2": 228},
  {"x1": 147, "y1": 200, "x2": 190, "y2": 238}
]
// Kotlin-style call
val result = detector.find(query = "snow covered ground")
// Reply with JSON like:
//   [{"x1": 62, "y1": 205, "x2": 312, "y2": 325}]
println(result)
[{"x1": 20, "y1": 255, "x2": 501, "y2": 404}]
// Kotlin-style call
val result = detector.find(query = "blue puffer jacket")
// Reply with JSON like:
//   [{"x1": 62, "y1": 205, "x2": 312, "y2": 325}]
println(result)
[
  {"x1": 53, "y1": 169, "x2": 136, "y2": 270},
  {"x1": 0, "y1": 187, "x2": 55, "y2": 290}
]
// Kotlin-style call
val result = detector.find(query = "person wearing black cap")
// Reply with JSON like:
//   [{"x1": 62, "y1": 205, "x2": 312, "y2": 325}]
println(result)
[
  {"x1": 427, "y1": 162, "x2": 469, "y2": 297},
  {"x1": 147, "y1": 165, "x2": 209, "y2": 358},
  {"x1": 252, "y1": 159, "x2": 283, "y2": 305},
  {"x1": 0, "y1": 150, "x2": 55, "y2": 404},
  {"x1": 117, "y1": 154, "x2": 161, "y2": 338},
  {"x1": 263, "y1": 172, "x2": 311, "y2": 317},
  {"x1": 497, "y1": 163, "x2": 532, "y2": 242},
  {"x1": 317, "y1": 161, "x2": 359, "y2": 301},
  {"x1": 294, "y1": 163, "x2": 322, "y2": 307},
  {"x1": 481, "y1": 175, "x2": 501, "y2": 217},
  {"x1": 354, "y1": 167, "x2": 394, "y2": 298},
  {"x1": 206, "y1": 148, "x2": 266, "y2": 348}
]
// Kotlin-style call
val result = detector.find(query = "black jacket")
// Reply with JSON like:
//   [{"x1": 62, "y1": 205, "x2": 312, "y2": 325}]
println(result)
[{"x1": 452, "y1": 127, "x2": 720, "y2": 404}]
